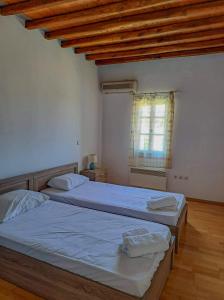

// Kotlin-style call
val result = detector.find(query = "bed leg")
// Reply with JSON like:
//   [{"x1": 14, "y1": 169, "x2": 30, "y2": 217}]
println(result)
[
  {"x1": 185, "y1": 206, "x2": 188, "y2": 224},
  {"x1": 171, "y1": 249, "x2": 175, "y2": 270},
  {"x1": 175, "y1": 230, "x2": 179, "y2": 254},
  {"x1": 175, "y1": 241, "x2": 179, "y2": 254}
]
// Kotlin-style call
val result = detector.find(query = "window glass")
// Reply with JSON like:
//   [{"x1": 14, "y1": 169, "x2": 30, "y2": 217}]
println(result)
[
  {"x1": 152, "y1": 135, "x2": 164, "y2": 152},
  {"x1": 153, "y1": 118, "x2": 165, "y2": 134},
  {"x1": 140, "y1": 105, "x2": 151, "y2": 117},
  {"x1": 139, "y1": 135, "x2": 149, "y2": 151},
  {"x1": 140, "y1": 118, "x2": 150, "y2": 134},
  {"x1": 155, "y1": 104, "x2": 166, "y2": 117}
]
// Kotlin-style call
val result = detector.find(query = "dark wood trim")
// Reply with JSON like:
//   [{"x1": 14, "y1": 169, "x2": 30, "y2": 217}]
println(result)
[
  {"x1": 25, "y1": 0, "x2": 209, "y2": 30},
  {"x1": 1, "y1": 0, "x2": 224, "y2": 65},
  {"x1": 0, "y1": 0, "x2": 65, "y2": 16},
  {"x1": 0, "y1": 0, "x2": 120, "y2": 16},
  {"x1": 45, "y1": 1, "x2": 224, "y2": 40},
  {"x1": 95, "y1": 46, "x2": 224, "y2": 65},
  {"x1": 87, "y1": 38, "x2": 224, "y2": 60},
  {"x1": 76, "y1": 28, "x2": 224, "y2": 54},
  {"x1": 62, "y1": 15, "x2": 224, "y2": 48},
  {"x1": 187, "y1": 197, "x2": 224, "y2": 206}
]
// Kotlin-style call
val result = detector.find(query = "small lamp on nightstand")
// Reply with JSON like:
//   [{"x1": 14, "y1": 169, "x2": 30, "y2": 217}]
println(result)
[{"x1": 88, "y1": 154, "x2": 97, "y2": 170}]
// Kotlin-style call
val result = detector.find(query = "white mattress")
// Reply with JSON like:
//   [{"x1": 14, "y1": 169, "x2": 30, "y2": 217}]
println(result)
[
  {"x1": 43, "y1": 181, "x2": 186, "y2": 226},
  {"x1": 0, "y1": 200, "x2": 171, "y2": 297}
]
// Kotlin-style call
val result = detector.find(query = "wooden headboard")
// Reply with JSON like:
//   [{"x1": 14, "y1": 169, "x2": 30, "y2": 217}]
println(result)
[
  {"x1": 33, "y1": 163, "x2": 78, "y2": 191},
  {"x1": 0, "y1": 174, "x2": 33, "y2": 195}
]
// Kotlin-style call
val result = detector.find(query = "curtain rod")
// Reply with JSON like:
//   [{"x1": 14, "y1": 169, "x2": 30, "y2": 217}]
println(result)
[{"x1": 134, "y1": 90, "x2": 180, "y2": 95}]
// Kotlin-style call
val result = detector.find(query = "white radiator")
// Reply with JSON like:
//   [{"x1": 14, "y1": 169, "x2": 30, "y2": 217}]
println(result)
[{"x1": 128, "y1": 167, "x2": 167, "y2": 191}]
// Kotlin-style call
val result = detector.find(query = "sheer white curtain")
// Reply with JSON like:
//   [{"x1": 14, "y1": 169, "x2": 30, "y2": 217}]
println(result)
[{"x1": 129, "y1": 92, "x2": 174, "y2": 169}]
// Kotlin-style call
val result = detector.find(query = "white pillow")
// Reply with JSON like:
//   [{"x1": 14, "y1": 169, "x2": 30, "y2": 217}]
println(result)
[
  {"x1": 48, "y1": 173, "x2": 89, "y2": 191},
  {"x1": 0, "y1": 190, "x2": 49, "y2": 223}
]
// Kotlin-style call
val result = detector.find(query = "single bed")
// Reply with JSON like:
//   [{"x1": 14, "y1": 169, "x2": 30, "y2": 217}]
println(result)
[
  {"x1": 0, "y1": 174, "x2": 175, "y2": 300},
  {"x1": 43, "y1": 181, "x2": 185, "y2": 226},
  {"x1": 33, "y1": 163, "x2": 187, "y2": 252}
]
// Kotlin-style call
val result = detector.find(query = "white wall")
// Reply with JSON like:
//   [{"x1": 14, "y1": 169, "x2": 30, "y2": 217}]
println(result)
[
  {"x1": 0, "y1": 16, "x2": 101, "y2": 179},
  {"x1": 99, "y1": 54, "x2": 224, "y2": 202}
]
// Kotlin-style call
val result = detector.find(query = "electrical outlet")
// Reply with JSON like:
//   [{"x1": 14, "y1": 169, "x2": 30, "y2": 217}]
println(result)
[
  {"x1": 174, "y1": 175, "x2": 188, "y2": 180},
  {"x1": 173, "y1": 175, "x2": 189, "y2": 180}
]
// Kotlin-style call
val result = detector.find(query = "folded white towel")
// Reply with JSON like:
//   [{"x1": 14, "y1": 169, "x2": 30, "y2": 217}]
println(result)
[
  {"x1": 147, "y1": 196, "x2": 178, "y2": 210},
  {"x1": 121, "y1": 231, "x2": 169, "y2": 258},
  {"x1": 122, "y1": 228, "x2": 150, "y2": 239},
  {"x1": 156, "y1": 204, "x2": 178, "y2": 211}
]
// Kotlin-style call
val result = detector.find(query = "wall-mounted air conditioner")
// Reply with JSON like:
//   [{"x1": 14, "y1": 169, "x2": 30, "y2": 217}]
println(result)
[
  {"x1": 129, "y1": 167, "x2": 167, "y2": 191},
  {"x1": 100, "y1": 80, "x2": 138, "y2": 94}
]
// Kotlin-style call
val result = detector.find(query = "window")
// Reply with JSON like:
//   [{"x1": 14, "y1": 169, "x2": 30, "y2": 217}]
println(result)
[{"x1": 129, "y1": 92, "x2": 174, "y2": 169}]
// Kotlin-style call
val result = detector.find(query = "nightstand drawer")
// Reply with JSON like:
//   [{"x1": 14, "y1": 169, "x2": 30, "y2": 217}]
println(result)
[
  {"x1": 95, "y1": 175, "x2": 107, "y2": 182},
  {"x1": 80, "y1": 169, "x2": 107, "y2": 183}
]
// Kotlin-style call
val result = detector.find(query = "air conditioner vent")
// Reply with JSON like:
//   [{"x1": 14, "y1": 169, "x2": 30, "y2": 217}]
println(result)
[{"x1": 101, "y1": 80, "x2": 137, "y2": 94}]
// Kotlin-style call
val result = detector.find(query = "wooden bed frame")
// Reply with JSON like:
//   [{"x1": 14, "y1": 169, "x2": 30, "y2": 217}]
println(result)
[
  {"x1": 0, "y1": 172, "x2": 175, "y2": 300},
  {"x1": 0, "y1": 173, "x2": 33, "y2": 194},
  {"x1": 32, "y1": 163, "x2": 78, "y2": 191},
  {"x1": 32, "y1": 163, "x2": 188, "y2": 253},
  {"x1": 170, "y1": 203, "x2": 188, "y2": 253}
]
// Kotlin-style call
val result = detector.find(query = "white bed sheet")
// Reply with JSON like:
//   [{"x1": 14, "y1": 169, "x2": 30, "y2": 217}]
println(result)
[
  {"x1": 0, "y1": 200, "x2": 171, "y2": 297},
  {"x1": 43, "y1": 181, "x2": 186, "y2": 226}
]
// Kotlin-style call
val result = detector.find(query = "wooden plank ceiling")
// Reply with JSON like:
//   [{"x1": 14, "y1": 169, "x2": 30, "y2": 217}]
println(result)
[{"x1": 1, "y1": 0, "x2": 224, "y2": 65}]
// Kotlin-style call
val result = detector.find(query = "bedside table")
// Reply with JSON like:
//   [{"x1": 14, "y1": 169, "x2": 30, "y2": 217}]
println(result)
[{"x1": 80, "y1": 169, "x2": 107, "y2": 183}]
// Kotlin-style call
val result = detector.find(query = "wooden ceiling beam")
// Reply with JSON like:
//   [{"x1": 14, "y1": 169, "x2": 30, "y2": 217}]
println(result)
[
  {"x1": 96, "y1": 46, "x2": 224, "y2": 65},
  {"x1": 25, "y1": 0, "x2": 209, "y2": 30},
  {"x1": 45, "y1": 1, "x2": 224, "y2": 40},
  {"x1": 75, "y1": 28, "x2": 224, "y2": 54},
  {"x1": 0, "y1": 0, "x2": 119, "y2": 16},
  {"x1": 62, "y1": 15, "x2": 224, "y2": 48},
  {"x1": 87, "y1": 38, "x2": 224, "y2": 60},
  {"x1": 0, "y1": 0, "x2": 69, "y2": 16}
]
